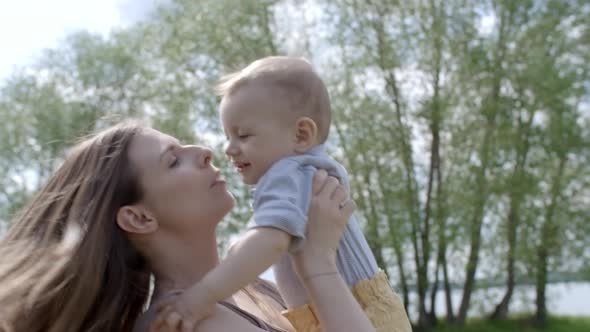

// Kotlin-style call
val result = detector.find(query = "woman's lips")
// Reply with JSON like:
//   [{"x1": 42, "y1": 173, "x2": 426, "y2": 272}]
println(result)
[
  {"x1": 211, "y1": 172, "x2": 226, "y2": 187},
  {"x1": 211, "y1": 179, "x2": 226, "y2": 187}
]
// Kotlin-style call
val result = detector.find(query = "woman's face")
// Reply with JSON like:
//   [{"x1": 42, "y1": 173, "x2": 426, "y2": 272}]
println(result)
[{"x1": 128, "y1": 127, "x2": 235, "y2": 234}]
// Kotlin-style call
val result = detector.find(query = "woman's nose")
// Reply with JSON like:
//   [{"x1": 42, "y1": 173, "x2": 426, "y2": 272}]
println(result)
[{"x1": 193, "y1": 146, "x2": 213, "y2": 167}]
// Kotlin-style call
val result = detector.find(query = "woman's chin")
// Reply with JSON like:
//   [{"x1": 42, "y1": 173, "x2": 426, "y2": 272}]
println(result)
[
  {"x1": 225, "y1": 192, "x2": 236, "y2": 209},
  {"x1": 217, "y1": 194, "x2": 236, "y2": 219}
]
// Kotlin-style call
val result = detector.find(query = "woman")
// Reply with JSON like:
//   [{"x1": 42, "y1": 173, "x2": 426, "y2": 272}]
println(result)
[{"x1": 0, "y1": 120, "x2": 374, "y2": 332}]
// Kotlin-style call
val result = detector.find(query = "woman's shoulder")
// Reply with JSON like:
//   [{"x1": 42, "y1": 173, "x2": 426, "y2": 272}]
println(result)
[
  {"x1": 250, "y1": 278, "x2": 286, "y2": 309},
  {"x1": 197, "y1": 303, "x2": 264, "y2": 331},
  {"x1": 134, "y1": 303, "x2": 272, "y2": 332}
]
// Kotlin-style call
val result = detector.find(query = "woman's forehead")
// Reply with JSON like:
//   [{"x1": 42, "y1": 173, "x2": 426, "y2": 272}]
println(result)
[{"x1": 130, "y1": 129, "x2": 178, "y2": 168}]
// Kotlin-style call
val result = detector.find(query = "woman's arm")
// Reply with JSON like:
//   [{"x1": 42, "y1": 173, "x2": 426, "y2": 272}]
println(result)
[{"x1": 293, "y1": 170, "x2": 376, "y2": 332}]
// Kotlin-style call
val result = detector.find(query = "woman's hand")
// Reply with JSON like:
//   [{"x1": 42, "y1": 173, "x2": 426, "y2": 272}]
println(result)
[
  {"x1": 292, "y1": 169, "x2": 356, "y2": 279},
  {"x1": 290, "y1": 171, "x2": 375, "y2": 331}
]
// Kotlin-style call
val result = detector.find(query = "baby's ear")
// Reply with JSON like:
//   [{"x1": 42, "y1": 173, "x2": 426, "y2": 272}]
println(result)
[{"x1": 294, "y1": 117, "x2": 318, "y2": 153}]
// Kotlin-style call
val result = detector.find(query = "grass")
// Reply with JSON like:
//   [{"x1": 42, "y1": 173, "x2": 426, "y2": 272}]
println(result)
[{"x1": 430, "y1": 316, "x2": 590, "y2": 332}]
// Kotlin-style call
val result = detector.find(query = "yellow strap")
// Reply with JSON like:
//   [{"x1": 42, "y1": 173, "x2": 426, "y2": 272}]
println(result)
[{"x1": 281, "y1": 303, "x2": 322, "y2": 332}]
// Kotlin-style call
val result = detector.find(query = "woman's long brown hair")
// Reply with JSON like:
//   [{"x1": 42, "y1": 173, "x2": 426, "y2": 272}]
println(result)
[{"x1": 0, "y1": 122, "x2": 150, "y2": 332}]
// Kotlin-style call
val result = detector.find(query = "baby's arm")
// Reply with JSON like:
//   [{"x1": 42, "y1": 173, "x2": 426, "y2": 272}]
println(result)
[
  {"x1": 158, "y1": 227, "x2": 291, "y2": 329},
  {"x1": 200, "y1": 226, "x2": 291, "y2": 301}
]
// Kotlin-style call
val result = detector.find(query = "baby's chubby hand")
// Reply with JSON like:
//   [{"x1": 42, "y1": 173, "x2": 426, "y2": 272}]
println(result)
[{"x1": 152, "y1": 287, "x2": 215, "y2": 332}]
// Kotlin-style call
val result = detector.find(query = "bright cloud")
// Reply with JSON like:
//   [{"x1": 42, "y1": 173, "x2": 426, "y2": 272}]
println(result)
[{"x1": 0, "y1": 0, "x2": 129, "y2": 79}]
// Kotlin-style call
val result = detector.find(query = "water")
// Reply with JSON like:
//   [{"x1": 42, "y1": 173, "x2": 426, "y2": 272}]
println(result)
[
  {"x1": 261, "y1": 269, "x2": 590, "y2": 318},
  {"x1": 406, "y1": 282, "x2": 590, "y2": 318}
]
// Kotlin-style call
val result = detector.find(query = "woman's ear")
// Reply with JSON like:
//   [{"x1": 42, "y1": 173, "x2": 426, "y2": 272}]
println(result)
[
  {"x1": 294, "y1": 117, "x2": 318, "y2": 153},
  {"x1": 116, "y1": 205, "x2": 158, "y2": 235}
]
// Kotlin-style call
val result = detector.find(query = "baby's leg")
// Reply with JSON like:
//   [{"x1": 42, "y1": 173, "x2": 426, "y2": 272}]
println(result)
[
  {"x1": 352, "y1": 271, "x2": 412, "y2": 332},
  {"x1": 280, "y1": 270, "x2": 412, "y2": 332},
  {"x1": 273, "y1": 254, "x2": 309, "y2": 308}
]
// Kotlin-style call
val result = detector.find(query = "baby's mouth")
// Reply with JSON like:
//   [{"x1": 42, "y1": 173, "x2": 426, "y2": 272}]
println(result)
[{"x1": 235, "y1": 162, "x2": 251, "y2": 173}]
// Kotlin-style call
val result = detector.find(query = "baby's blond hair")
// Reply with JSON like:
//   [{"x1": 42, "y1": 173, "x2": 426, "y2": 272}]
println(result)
[{"x1": 215, "y1": 56, "x2": 332, "y2": 143}]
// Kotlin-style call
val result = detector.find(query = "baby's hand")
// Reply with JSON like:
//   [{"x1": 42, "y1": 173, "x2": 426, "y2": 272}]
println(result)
[
  {"x1": 154, "y1": 289, "x2": 215, "y2": 332},
  {"x1": 150, "y1": 307, "x2": 187, "y2": 332}
]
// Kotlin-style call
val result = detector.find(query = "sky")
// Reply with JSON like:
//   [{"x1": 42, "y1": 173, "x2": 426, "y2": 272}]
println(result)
[
  {"x1": 0, "y1": 0, "x2": 499, "y2": 81},
  {"x1": 0, "y1": 0, "x2": 160, "y2": 80}
]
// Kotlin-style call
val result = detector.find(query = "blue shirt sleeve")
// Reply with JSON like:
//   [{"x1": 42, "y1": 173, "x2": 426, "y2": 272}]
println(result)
[{"x1": 251, "y1": 159, "x2": 313, "y2": 253}]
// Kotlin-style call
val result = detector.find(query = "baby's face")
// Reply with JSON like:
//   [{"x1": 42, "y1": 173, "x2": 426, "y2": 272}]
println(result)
[{"x1": 220, "y1": 84, "x2": 298, "y2": 185}]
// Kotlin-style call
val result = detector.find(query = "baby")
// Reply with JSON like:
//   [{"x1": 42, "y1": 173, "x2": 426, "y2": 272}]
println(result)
[{"x1": 158, "y1": 56, "x2": 403, "y2": 332}]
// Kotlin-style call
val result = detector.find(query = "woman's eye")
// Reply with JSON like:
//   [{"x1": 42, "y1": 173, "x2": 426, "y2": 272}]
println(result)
[{"x1": 238, "y1": 134, "x2": 250, "y2": 139}]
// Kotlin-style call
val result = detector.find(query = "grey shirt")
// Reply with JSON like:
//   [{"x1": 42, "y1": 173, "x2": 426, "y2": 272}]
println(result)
[{"x1": 251, "y1": 144, "x2": 378, "y2": 286}]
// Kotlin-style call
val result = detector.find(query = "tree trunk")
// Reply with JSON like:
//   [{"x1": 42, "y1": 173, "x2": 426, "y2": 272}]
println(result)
[
  {"x1": 428, "y1": 261, "x2": 440, "y2": 325},
  {"x1": 489, "y1": 206, "x2": 516, "y2": 320},
  {"x1": 457, "y1": 5, "x2": 512, "y2": 324},
  {"x1": 362, "y1": 164, "x2": 387, "y2": 269},
  {"x1": 534, "y1": 157, "x2": 566, "y2": 328},
  {"x1": 456, "y1": 150, "x2": 489, "y2": 323},
  {"x1": 534, "y1": 244, "x2": 548, "y2": 328},
  {"x1": 491, "y1": 100, "x2": 535, "y2": 320},
  {"x1": 373, "y1": 16, "x2": 427, "y2": 325},
  {"x1": 435, "y1": 159, "x2": 454, "y2": 323},
  {"x1": 371, "y1": 141, "x2": 411, "y2": 314},
  {"x1": 425, "y1": 113, "x2": 441, "y2": 326},
  {"x1": 441, "y1": 244, "x2": 455, "y2": 322},
  {"x1": 422, "y1": 0, "x2": 446, "y2": 325},
  {"x1": 394, "y1": 236, "x2": 411, "y2": 316}
]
